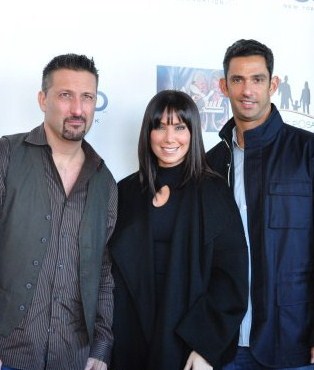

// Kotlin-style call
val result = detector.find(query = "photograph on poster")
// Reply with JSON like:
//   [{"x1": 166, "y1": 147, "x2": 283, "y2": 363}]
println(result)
[{"x1": 157, "y1": 65, "x2": 229, "y2": 132}]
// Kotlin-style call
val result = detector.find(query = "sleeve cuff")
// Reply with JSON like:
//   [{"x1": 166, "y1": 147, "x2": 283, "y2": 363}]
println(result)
[{"x1": 89, "y1": 340, "x2": 113, "y2": 366}]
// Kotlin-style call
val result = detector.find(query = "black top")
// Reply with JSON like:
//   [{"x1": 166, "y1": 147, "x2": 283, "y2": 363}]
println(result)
[{"x1": 150, "y1": 163, "x2": 184, "y2": 303}]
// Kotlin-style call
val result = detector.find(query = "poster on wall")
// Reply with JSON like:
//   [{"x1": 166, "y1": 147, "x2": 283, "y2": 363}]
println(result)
[
  {"x1": 273, "y1": 75, "x2": 313, "y2": 133},
  {"x1": 157, "y1": 66, "x2": 229, "y2": 132}
]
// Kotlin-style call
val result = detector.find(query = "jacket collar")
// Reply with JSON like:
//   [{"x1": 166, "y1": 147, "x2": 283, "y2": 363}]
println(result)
[
  {"x1": 24, "y1": 123, "x2": 104, "y2": 171},
  {"x1": 219, "y1": 104, "x2": 284, "y2": 149}
]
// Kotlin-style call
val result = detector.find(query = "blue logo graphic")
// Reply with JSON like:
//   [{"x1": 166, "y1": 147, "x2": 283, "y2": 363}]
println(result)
[{"x1": 95, "y1": 91, "x2": 108, "y2": 112}]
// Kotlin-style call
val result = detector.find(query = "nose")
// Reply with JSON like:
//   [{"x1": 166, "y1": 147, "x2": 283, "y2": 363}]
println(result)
[
  {"x1": 70, "y1": 96, "x2": 83, "y2": 116},
  {"x1": 164, "y1": 126, "x2": 175, "y2": 143},
  {"x1": 242, "y1": 80, "x2": 253, "y2": 96}
]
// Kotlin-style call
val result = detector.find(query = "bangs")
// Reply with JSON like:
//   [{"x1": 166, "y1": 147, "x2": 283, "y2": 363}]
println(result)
[{"x1": 151, "y1": 104, "x2": 187, "y2": 129}]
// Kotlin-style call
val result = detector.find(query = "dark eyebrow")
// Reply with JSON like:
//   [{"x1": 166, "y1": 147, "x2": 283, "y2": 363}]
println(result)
[
  {"x1": 252, "y1": 73, "x2": 268, "y2": 79},
  {"x1": 229, "y1": 74, "x2": 243, "y2": 79},
  {"x1": 229, "y1": 75, "x2": 244, "y2": 80},
  {"x1": 229, "y1": 73, "x2": 268, "y2": 80}
]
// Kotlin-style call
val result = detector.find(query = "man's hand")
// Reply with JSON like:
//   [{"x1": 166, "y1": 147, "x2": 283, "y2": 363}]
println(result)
[
  {"x1": 183, "y1": 351, "x2": 213, "y2": 370},
  {"x1": 84, "y1": 357, "x2": 107, "y2": 370},
  {"x1": 311, "y1": 346, "x2": 314, "y2": 363}
]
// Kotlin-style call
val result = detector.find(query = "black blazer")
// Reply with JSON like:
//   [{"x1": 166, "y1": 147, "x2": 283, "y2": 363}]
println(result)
[{"x1": 109, "y1": 172, "x2": 248, "y2": 370}]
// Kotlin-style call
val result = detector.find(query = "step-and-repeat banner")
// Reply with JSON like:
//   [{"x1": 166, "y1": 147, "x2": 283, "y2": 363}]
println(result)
[{"x1": 0, "y1": 0, "x2": 313, "y2": 181}]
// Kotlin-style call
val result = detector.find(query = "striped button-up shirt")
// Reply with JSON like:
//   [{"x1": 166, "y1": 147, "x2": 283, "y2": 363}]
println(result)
[{"x1": 0, "y1": 124, "x2": 117, "y2": 370}]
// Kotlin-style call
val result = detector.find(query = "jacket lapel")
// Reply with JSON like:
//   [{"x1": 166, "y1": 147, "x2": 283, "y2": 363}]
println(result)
[{"x1": 110, "y1": 187, "x2": 156, "y2": 342}]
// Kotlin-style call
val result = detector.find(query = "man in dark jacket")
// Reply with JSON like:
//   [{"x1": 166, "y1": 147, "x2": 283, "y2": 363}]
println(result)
[{"x1": 206, "y1": 39, "x2": 314, "y2": 369}]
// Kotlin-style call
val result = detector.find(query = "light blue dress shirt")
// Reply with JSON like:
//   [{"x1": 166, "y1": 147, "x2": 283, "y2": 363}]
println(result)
[{"x1": 232, "y1": 127, "x2": 252, "y2": 347}]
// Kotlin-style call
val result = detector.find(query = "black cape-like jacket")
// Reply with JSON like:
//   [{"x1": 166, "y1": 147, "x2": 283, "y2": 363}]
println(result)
[{"x1": 109, "y1": 172, "x2": 248, "y2": 370}]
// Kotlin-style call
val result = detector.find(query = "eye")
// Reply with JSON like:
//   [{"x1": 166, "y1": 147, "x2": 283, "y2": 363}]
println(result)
[
  {"x1": 232, "y1": 77, "x2": 242, "y2": 84},
  {"x1": 253, "y1": 76, "x2": 266, "y2": 84},
  {"x1": 82, "y1": 93, "x2": 96, "y2": 102},
  {"x1": 175, "y1": 123, "x2": 187, "y2": 130},
  {"x1": 59, "y1": 92, "x2": 72, "y2": 100},
  {"x1": 154, "y1": 123, "x2": 166, "y2": 130}
]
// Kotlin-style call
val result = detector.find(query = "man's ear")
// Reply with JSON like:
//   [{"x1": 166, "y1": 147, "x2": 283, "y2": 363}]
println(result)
[
  {"x1": 38, "y1": 90, "x2": 47, "y2": 113},
  {"x1": 269, "y1": 76, "x2": 280, "y2": 96},
  {"x1": 219, "y1": 78, "x2": 229, "y2": 97}
]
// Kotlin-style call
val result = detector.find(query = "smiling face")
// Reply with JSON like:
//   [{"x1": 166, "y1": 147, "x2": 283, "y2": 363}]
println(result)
[
  {"x1": 220, "y1": 55, "x2": 279, "y2": 130},
  {"x1": 150, "y1": 109, "x2": 191, "y2": 168},
  {"x1": 38, "y1": 68, "x2": 97, "y2": 143}
]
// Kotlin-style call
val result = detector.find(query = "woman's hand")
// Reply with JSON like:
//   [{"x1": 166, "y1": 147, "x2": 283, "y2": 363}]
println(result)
[
  {"x1": 84, "y1": 357, "x2": 107, "y2": 370},
  {"x1": 183, "y1": 351, "x2": 213, "y2": 370}
]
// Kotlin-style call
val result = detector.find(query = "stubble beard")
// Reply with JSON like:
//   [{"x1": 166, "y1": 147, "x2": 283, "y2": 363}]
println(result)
[{"x1": 62, "y1": 117, "x2": 87, "y2": 141}]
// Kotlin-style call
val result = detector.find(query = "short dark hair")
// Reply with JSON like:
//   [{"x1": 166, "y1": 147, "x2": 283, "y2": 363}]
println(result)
[
  {"x1": 223, "y1": 39, "x2": 274, "y2": 79},
  {"x1": 138, "y1": 89, "x2": 214, "y2": 194},
  {"x1": 41, "y1": 53, "x2": 99, "y2": 93}
]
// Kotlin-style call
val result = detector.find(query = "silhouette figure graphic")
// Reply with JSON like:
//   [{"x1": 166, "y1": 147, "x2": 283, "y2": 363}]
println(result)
[
  {"x1": 278, "y1": 75, "x2": 293, "y2": 109},
  {"x1": 300, "y1": 81, "x2": 311, "y2": 115}
]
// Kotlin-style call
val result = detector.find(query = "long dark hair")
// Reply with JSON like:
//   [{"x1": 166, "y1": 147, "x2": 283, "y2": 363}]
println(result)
[{"x1": 138, "y1": 90, "x2": 215, "y2": 194}]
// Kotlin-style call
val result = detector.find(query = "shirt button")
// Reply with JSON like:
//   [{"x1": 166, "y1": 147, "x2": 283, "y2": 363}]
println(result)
[
  {"x1": 58, "y1": 263, "x2": 64, "y2": 269},
  {"x1": 33, "y1": 260, "x2": 39, "y2": 266},
  {"x1": 41, "y1": 237, "x2": 47, "y2": 243},
  {"x1": 26, "y1": 283, "x2": 32, "y2": 289},
  {"x1": 19, "y1": 305, "x2": 25, "y2": 311},
  {"x1": 45, "y1": 215, "x2": 51, "y2": 221}
]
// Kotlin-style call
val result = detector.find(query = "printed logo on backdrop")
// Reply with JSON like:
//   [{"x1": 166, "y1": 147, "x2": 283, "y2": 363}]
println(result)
[
  {"x1": 175, "y1": 0, "x2": 234, "y2": 6},
  {"x1": 274, "y1": 76, "x2": 314, "y2": 132},
  {"x1": 283, "y1": 0, "x2": 314, "y2": 11},
  {"x1": 94, "y1": 90, "x2": 108, "y2": 124},
  {"x1": 157, "y1": 66, "x2": 229, "y2": 132}
]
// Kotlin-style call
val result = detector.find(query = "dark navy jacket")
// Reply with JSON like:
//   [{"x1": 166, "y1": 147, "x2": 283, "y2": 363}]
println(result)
[{"x1": 206, "y1": 104, "x2": 314, "y2": 368}]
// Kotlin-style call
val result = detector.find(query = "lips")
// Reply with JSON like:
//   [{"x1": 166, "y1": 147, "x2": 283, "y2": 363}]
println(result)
[
  {"x1": 65, "y1": 116, "x2": 86, "y2": 125},
  {"x1": 66, "y1": 119, "x2": 85, "y2": 124},
  {"x1": 241, "y1": 100, "x2": 255, "y2": 108},
  {"x1": 162, "y1": 147, "x2": 179, "y2": 153}
]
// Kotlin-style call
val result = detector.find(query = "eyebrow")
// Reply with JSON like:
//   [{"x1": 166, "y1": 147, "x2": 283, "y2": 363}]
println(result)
[
  {"x1": 159, "y1": 121, "x2": 184, "y2": 125},
  {"x1": 57, "y1": 89, "x2": 96, "y2": 96},
  {"x1": 230, "y1": 73, "x2": 268, "y2": 79}
]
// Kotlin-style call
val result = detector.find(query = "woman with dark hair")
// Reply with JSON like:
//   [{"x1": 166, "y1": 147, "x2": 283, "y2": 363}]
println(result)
[{"x1": 109, "y1": 90, "x2": 248, "y2": 370}]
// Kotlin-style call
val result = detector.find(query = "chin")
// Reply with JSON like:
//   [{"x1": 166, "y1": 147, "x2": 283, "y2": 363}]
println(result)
[{"x1": 63, "y1": 131, "x2": 86, "y2": 141}]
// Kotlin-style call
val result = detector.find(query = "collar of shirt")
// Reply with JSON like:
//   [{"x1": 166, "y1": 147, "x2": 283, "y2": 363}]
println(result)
[
  {"x1": 232, "y1": 126, "x2": 244, "y2": 152},
  {"x1": 24, "y1": 123, "x2": 104, "y2": 174}
]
